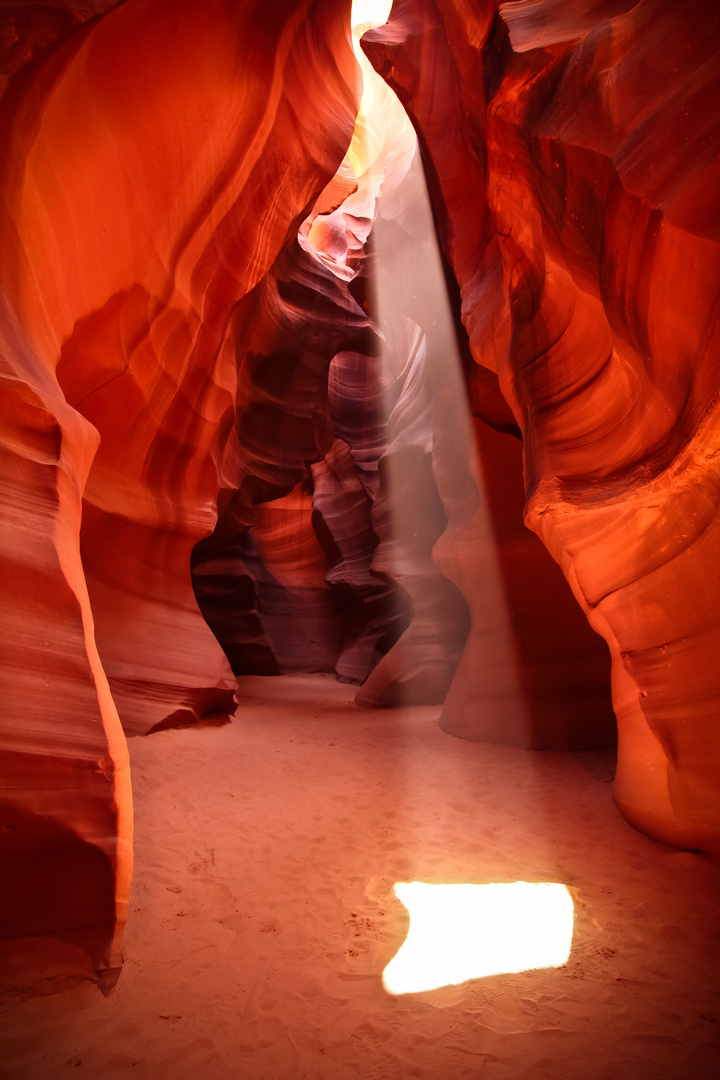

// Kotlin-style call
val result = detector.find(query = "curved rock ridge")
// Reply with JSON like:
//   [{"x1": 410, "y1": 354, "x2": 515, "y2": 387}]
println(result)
[
  {"x1": 363, "y1": 0, "x2": 720, "y2": 850},
  {"x1": 0, "y1": 0, "x2": 361, "y2": 986},
  {"x1": 0, "y1": 290, "x2": 132, "y2": 992}
]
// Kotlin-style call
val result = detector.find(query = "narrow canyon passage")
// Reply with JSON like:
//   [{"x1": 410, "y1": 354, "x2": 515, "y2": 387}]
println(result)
[
  {"x1": 2, "y1": 676, "x2": 718, "y2": 1079},
  {"x1": 2, "y1": 1, "x2": 720, "y2": 1073}
]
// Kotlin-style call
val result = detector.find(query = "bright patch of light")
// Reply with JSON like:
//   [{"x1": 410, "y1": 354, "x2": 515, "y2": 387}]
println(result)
[
  {"x1": 351, "y1": 0, "x2": 393, "y2": 35},
  {"x1": 382, "y1": 882, "x2": 574, "y2": 995}
]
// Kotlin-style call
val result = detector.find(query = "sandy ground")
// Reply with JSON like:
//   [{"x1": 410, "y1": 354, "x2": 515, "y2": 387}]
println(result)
[{"x1": 2, "y1": 673, "x2": 720, "y2": 1079}]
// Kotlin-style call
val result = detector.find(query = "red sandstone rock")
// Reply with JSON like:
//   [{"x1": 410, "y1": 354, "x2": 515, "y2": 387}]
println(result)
[
  {"x1": 0, "y1": 0, "x2": 360, "y2": 984},
  {"x1": 364, "y1": 0, "x2": 720, "y2": 850},
  {"x1": 0, "y1": 293, "x2": 132, "y2": 991}
]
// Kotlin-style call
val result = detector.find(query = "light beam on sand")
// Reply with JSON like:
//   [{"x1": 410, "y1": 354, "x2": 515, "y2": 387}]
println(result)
[{"x1": 382, "y1": 882, "x2": 574, "y2": 996}]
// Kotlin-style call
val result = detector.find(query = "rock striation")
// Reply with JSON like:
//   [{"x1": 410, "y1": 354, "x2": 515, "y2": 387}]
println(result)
[
  {"x1": 0, "y1": 0, "x2": 361, "y2": 987},
  {"x1": 363, "y1": 0, "x2": 720, "y2": 851}
]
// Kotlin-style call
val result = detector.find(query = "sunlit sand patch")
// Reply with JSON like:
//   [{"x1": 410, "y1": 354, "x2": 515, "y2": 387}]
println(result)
[{"x1": 382, "y1": 882, "x2": 574, "y2": 995}]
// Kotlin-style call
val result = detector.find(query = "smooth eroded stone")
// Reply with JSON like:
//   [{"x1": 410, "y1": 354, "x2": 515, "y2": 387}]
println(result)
[
  {"x1": 0, "y1": 0, "x2": 360, "y2": 984},
  {"x1": 364, "y1": 0, "x2": 720, "y2": 850}
]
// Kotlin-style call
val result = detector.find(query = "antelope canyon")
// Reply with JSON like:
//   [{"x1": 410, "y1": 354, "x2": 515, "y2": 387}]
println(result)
[{"x1": 1, "y1": 1, "x2": 719, "y2": 1078}]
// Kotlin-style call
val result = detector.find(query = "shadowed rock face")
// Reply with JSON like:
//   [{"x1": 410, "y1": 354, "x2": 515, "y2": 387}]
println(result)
[
  {"x1": 0, "y1": 0, "x2": 718, "y2": 993},
  {"x1": 362, "y1": 0, "x2": 720, "y2": 852}
]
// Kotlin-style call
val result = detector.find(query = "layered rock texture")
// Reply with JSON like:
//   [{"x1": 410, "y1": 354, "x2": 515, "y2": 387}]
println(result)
[
  {"x1": 363, "y1": 0, "x2": 720, "y2": 852},
  {"x1": 0, "y1": 0, "x2": 718, "y2": 990},
  {"x1": 0, "y1": 0, "x2": 362, "y2": 988}
]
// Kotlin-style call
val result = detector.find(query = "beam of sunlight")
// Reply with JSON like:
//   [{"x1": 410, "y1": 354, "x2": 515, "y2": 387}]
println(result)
[
  {"x1": 382, "y1": 882, "x2": 574, "y2": 995},
  {"x1": 352, "y1": 0, "x2": 531, "y2": 725}
]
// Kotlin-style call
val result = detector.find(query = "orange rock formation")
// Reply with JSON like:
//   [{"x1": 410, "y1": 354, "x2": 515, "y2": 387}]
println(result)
[
  {"x1": 363, "y1": 0, "x2": 720, "y2": 852},
  {"x1": 0, "y1": 0, "x2": 360, "y2": 988},
  {"x1": 0, "y1": 0, "x2": 718, "y2": 989}
]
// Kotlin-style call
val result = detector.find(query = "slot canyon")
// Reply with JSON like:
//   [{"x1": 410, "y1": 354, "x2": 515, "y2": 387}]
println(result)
[{"x1": 1, "y1": 0, "x2": 719, "y2": 1076}]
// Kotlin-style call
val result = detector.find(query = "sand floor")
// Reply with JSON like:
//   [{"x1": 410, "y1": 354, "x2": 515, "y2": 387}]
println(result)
[{"x1": 2, "y1": 674, "x2": 720, "y2": 1079}]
